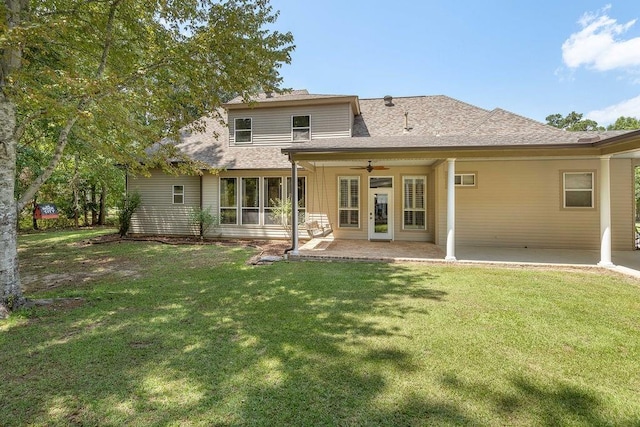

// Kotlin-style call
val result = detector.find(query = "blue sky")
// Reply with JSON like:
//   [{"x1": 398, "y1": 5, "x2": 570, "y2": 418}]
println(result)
[{"x1": 268, "y1": 1, "x2": 640, "y2": 126}]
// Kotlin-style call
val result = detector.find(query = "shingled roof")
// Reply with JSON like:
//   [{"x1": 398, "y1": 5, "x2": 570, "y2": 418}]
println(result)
[{"x1": 154, "y1": 91, "x2": 636, "y2": 168}]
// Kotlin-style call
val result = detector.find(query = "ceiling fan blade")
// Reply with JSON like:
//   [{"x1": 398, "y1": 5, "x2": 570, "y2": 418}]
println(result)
[{"x1": 371, "y1": 166, "x2": 389, "y2": 170}]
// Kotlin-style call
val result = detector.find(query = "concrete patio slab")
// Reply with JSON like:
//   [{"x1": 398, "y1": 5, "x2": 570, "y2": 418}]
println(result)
[{"x1": 294, "y1": 237, "x2": 640, "y2": 279}]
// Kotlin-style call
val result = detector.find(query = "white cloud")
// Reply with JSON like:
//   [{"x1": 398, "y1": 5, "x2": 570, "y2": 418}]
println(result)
[
  {"x1": 586, "y1": 94, "x2": 640, "y2": 124},
  {"x1": 562, "y1": 5, "x2": 640, "y2": 71}
]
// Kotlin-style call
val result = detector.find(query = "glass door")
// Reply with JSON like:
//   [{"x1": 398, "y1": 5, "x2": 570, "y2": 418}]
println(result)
[{"x1": 368, "y1": 177, "x2": 393, "y2": 240}]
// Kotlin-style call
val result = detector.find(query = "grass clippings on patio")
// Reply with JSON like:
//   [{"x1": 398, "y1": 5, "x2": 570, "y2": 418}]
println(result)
[{"x1": 1, "y1": 229, "x2": 639, "y2": 426}]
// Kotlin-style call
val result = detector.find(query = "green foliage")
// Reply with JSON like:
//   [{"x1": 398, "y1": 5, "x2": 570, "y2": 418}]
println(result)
[
  {"x1": 269, "y1": 197, "x2": 292, "y2": 226},
  {"x1": 268, "y1": 197, "x2": 305, "y2": 237},
  {"x1": 117, "y1": 192, "x2": 141, "y2": 237},
  {"x1": 607, "y1": 116, "x2": 640, "y2": 130},
  {"x1": 545, "y1": 111, "x2": 604, "y2": 131},
  {"x1": 188, "y1": 207, "x2": 220, "y2": 238},
  {"x1": 7, "y1": 0, "x2": 294, "y2": 206}
]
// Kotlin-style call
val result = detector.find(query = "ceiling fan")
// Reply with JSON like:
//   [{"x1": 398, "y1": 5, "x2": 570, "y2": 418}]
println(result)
[{"x1": 350, "y1": 160, "x2": 389, "y2": 173}]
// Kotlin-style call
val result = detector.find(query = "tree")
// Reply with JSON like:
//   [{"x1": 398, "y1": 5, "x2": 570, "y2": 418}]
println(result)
[
  {"x1": 545, "y1": 111, "x2": 604, "y2": 131},
  {"x1": 607, "y1": 116, "x2": 640, "y2": 131},
  {"x1": 1, "y1": 0, "x2": 294, "y2": 316}
]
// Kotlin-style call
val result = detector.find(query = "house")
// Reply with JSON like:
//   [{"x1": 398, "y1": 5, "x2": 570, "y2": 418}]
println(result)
[{"x1": 127, "y1": 90, "x2": 640, "y2": 265}]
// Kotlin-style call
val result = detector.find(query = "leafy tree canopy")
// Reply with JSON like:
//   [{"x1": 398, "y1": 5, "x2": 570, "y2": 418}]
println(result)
[
  {"x1": 545, "y1": 111, "x2": 604, "y2": 131},
  {"x1": 607, "y1": 116, "x2": 640, "y2": 130},
  {"x1": 5, "y1": 0, "x2": 295, "y2": 211},
  {"x1": 1, "y1": 0, "x2": 294, "y2": 314},
  {"x1": 546, "y1": 112, "x2": 640, "y2": 132}
]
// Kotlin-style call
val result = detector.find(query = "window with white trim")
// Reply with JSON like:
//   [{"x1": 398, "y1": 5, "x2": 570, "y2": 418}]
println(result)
[
  {"x1": 172, "y1": 185, "x2": 184, "y2": 204},
  {"x1": 219, "y1": 176, "x2": 306, "y2": 226},
  {"x1": 286, "y1": 176, "x2": 307, "y2": 223},
  {"x1": 403, "y1": 176, "x2": 426, "y2": 230},
  {"x1": 292, "y1": 115, "x2": 310, "y2": 141},
  {"x1": 219, "y1": 178, "x2": 237, "y2": 224},
  {"x1": 241, "y1": 177, "x2": 260, "y2": 224},
  {"x1": 234, "y1": 118, "x2": 252, "y2": 143},
  {"x1": 563, "y1": 172, "x2": 594, "y2": 208},
  {"x1": 454, "y1": 173, "x2": 476, "y2": 187},
  {"x1": 338, "y1": 176, "x2": 359, "y2": 228},
  {"x1": 264, "y1": 177, "x2": 282, "y2": 225}
]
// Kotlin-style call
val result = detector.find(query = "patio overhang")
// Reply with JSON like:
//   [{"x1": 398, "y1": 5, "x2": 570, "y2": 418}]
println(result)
[{"x1": 281, "y1": 128, "x2": 640, "y2": 163}]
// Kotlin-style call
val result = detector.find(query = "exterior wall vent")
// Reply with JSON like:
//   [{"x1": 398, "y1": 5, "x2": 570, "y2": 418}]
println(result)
[{"x1": 383, "y1": 95, "x2": 393, "y2": 106}]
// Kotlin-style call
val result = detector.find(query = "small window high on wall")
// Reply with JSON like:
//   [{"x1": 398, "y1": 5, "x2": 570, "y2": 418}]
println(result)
[{"x1": 454, "y1": 173, "x2": 476, "y2": 187}]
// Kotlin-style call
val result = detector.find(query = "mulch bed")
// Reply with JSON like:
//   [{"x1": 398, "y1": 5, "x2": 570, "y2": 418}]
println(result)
[{"x1": 86, "y1": 233, "x2": 293, "y2": 259}]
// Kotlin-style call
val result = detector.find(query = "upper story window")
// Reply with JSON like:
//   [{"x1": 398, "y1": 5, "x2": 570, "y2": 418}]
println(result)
[
  {"x1": 234, "y1": 118, "x2": 252, "y2": 143},
  {"x1": 292, "y1": 115, "x2": 310, "y2": 141}
]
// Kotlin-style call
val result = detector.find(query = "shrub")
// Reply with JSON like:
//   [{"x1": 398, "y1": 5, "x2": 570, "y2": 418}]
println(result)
[
  {"x1": 117, "y1": 192, "x2": 142, "y2": 237},
  {"x1": 189, "y1": 207, "x2": 220, "y2": 238}
]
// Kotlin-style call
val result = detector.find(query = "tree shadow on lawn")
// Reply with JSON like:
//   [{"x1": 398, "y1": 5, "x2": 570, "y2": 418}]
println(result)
[
  {"x1": 2, "y1": 256, "x2": 454, "y2": 425},
  {"x1": 4, "y1": 249, "x2": 635, "y2": 426},
  {"x1": 437, "y1": 372, "x2": 631, "y2": 427}
]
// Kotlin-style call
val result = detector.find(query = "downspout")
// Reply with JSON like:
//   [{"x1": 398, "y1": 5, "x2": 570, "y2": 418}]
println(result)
[{"x1": 199, "y1": 174, "x2": 204, "y2": 237}]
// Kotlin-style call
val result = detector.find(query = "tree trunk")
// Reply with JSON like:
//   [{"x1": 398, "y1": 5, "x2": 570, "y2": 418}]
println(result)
[
  {"x1": 72, "y1": 155, "x2": 79, "y2": 227},
  {"x1": 32, "y1": 197, "x2": 38, "y2": 230},
  {"x1": 98, "y1": 184, "x2": 106, "y2": 225},
  {"x1": 1, "y1": 0, "x2": 29, "y2": 317},
  {"x1": 83, "y1": 189, "x2": 89, "y2": 226},
  {"x1": 0, "y1": 99, "x2": 25, "y2": 317},
  {"x1": 91, "y1": 184, "x2": 97, "y2": 225}
]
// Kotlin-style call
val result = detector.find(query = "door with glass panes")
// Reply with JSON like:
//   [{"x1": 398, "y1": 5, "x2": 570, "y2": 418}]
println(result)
[{"x1": 368, "y1": 177, "x2": 393, "y2": 240}]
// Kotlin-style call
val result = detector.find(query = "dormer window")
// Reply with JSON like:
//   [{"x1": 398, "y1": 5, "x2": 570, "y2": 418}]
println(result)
[
  {"x1": 292, "y1": 115, "x2": 310, "y2": 141},
  {"x1": 234, "y1": 118, "x2": 252, "y2": 143}
]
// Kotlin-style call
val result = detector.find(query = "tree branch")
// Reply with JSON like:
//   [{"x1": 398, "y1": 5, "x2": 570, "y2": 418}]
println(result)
[
  {"x1": 96, "y1": 0, "x2": 122, "y2": 78},
  {"x1": 17, "y1": 115, "x2": 78, "y2": 211}
]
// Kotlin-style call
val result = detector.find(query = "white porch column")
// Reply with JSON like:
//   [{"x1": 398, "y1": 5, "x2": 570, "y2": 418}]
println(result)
[
  {"x1": 290, "y1": 158, "x2": 299, "y2": 255},
  {"x1": 598, "y1": 156, "x2": 614, "y2": 267},
  {"x1": 445, "y1": 158, "x2": 457, "y2": 261}
]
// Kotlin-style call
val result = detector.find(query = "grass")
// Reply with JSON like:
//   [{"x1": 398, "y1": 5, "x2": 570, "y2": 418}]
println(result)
[{"x1": 1, "y1": 229, "x2": 640, "y2": 426}]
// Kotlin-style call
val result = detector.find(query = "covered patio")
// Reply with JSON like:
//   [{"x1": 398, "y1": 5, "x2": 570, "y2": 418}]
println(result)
[{"x1": 293, "y1": 237, "x2": 640, "y2": 278}]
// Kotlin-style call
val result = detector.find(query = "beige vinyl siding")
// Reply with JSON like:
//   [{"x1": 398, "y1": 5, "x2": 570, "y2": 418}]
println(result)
[
  {"x1": 435, "y1": 159, "x2": 634, "y2": 250},
  {"x1": 307, "y1": 166, "x2": 434, "y2": 242},
  {"x1": 128, "y1": 170, "x2": 200, "y2": 236},
  {"x1": 228, "y1": 104, "x2": 352, "y2": 144}
]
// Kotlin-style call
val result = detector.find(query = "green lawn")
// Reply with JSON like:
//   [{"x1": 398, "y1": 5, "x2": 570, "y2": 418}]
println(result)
[{"x1": 2, "y1": 229, "x2": 640, "y2": 426}]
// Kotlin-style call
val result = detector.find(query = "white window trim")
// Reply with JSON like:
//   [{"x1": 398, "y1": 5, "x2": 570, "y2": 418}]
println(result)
[
  {"x1": 234, "y1": 117, "x2": 252, "y2": 144},
  {"x1": 219, "y1": 177, "x2": 238, "y2": 225},
  {"x1": 402, "y1": 176, "x2": 427, "y2": 231},
  {"x1": 291, "y1": 115, "x2": 311, "y2": 142},
  {"x1": 241, "y1": 176, "x2": 261, "y2": 225},
  {"x1": 218, "y1": 175, "x2": 308, "y2": 226},
  {"x1": 562, "y1": 171, "x2": 595, "y2": 209},
  {"x1": 454, "y1": 173, "x2": 476, "y2": 187},
  {"x1": 172, "y1": 185, "x2": 184, "y2": 204},
  {"x1": 338, "y1": 176, "x2": 360, "y2": 228},
  {"x1": 286, "y1": 176, "x2": 307, "y2": 223}
]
